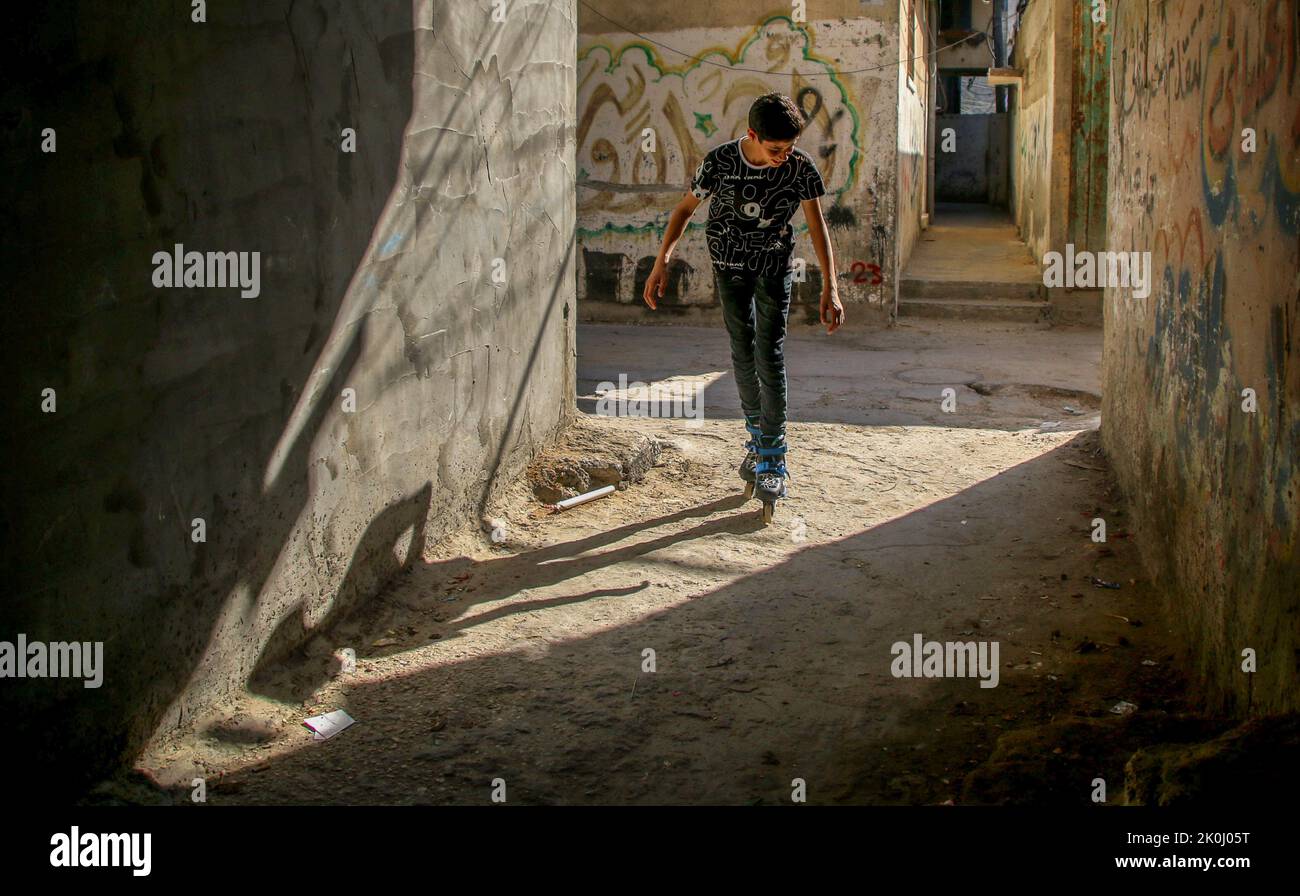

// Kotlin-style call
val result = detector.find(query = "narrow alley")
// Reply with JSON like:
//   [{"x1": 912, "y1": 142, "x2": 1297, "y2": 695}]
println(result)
[
  {"x1": 131, "y1": 318, "x2": 1204, "y2": 805},
  {"x1": 1, "y1": 0, "x2": 1296, "y2": 877},
  {"x1": 900, "y1": 203, "x2": 1053, "y2": 322}
]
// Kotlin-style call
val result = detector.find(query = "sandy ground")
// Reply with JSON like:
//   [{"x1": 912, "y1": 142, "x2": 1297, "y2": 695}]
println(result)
[{"x1": 137, "y1": 319, "x2": 1195, "y2": 805}]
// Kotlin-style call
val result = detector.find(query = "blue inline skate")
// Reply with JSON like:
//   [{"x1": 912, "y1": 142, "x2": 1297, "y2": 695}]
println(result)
[
  {"x1": 739, "y1": 416, "x2": 761, "y2": 499},
  {"x1": 753, "y1": 432, "x2": 789, "y2": 525}
]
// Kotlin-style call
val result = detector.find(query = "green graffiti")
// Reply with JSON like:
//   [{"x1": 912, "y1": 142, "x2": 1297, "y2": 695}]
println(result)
[{"x1": 578, "y1": 14, "x2": 864, "y2": 237}]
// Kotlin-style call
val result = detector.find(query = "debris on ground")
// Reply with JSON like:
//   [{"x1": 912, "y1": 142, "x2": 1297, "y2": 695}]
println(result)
[
  {"x1": 303, "y1": 710, "x2": 356, "y2": 741},
  {"x1": 553, "y1": 484, "x2": 615, "y2": 511},
  {"x1": 527, "y1": 416, "x2": 661, "y2": 503}
]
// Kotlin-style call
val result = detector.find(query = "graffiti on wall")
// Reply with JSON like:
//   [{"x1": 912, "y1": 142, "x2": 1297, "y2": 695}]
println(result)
[
  {"x1": 1118, "y1": 0, "x2": 1299, "y2": 242},
  {"x1": 1110, "y1": 0, "x2": 1299, "y2": 535},
  {"x1": 577, "y1": 16, "x2": 864, "y2": 233},
  {"x1": 1200, "y1": 0, "x2": 1299, "y2": 234},
  {"x1": 1105, "y1": 1, "x2": 1299, "y2": 713},
  {"x1": 1113, "y1": 0, "x2": 1298, "y2": 351}
]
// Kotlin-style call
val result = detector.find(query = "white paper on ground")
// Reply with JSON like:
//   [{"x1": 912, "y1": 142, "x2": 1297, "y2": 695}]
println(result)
[{"x1": 303, "y1": 709, "x2": 356, "y2": 741}]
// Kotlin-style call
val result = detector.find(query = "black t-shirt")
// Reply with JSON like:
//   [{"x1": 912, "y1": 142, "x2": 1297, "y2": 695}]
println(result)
[{"x1": 689, "y1": 136, "x2": 827, "y2": 277}]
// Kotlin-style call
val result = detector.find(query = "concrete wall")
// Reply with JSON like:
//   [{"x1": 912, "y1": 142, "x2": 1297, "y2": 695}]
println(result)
[
  {"x1": 936, "y1": 0, "x2": 996, "y2": 70},
  {"x1": 0, "y1": 0, "x2": 576, "y2": 797},
  {"x1": 577, "y1": 1, "x2": 902, "y2": 326},
  {"x1": 897, "y1": 0, "x2": 932, "y2": 283},
  {"x1": 1067, "y1": 3, "x2": 1109, "y2": 252},
  {"x1": 1104, "y1": 0, "x2": 1300, "y2": 714},
  {"x1": 1008, "y1": 0, "x2": 1071, "y2": 262},
  {"x1": 935, "y1": 112, "x2": 1008, "y2": 203},
  {"x1": 986, "y1": 110, "x2": 1009, "y2": 207}
]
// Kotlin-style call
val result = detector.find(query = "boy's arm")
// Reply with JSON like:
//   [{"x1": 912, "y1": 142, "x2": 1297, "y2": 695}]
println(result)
[
  {"x1": 643, "y1": 192, "x2": 702, "y2": 310},
  {"x1": 802, "y1": 196, "x2": 844, "y2": 333}
]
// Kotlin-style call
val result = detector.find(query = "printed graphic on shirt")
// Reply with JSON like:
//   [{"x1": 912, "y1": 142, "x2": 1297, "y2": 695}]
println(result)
[{"x1": 690, "y1": 136, "x2": 826, "y2": 276}]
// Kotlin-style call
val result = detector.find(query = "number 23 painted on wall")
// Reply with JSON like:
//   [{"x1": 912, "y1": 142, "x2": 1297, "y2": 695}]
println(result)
[{"x1": 849, "y1": 261, "x2": 883, "y2": 285}]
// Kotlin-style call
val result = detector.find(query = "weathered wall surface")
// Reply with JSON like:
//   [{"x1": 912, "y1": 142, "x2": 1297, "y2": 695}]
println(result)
[
  {"x1": 987, "y1": 110, "x2": 1009, "y2": 207},
  {"x1": 936, "y1": 0, "x2": 996, "y2": 70},
  {"x1": 1104, "y1": 0, "x2": 1299, "y2": 713},
  {"x1": 935, "y1": 112, "x2": 1008, "y2": 203},
  {"x1": 577, "y1": 1, "x2": 901, "y2": 326},
  {"x1": 1067, "y1": 4, "x2": 1109, "y2": 253},
  {"x1": 1009, "y1": 0, "x2": 1070, "y2": 262},
  {"x1": 0, "y1": 0, "x2": 576, "y2": 797},
  {"x1": 896, "y1": 0, "x2": 931, "y2": 282}
]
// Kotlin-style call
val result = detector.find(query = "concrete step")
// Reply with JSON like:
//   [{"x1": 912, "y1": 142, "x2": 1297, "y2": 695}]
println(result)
[
  {"x1": 898, "y1": 297, "x2": 1050, "y2": 323},
  {"x1": 899, "y1": 277, "x2": 1045, "y2": 302}
]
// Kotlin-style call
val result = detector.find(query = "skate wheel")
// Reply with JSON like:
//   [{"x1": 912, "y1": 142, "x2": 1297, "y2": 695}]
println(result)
[
  {"x1": 761, "y1": 501, "x2": 774, "y2": 525},
  {"x1": 743, "y1": 481, "x2": 754, "y2": 499}
]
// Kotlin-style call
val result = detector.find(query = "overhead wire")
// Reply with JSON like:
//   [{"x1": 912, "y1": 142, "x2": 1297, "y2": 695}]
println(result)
[{"x1": 577, "y1": 0, "x2": 988, "y2": 77}]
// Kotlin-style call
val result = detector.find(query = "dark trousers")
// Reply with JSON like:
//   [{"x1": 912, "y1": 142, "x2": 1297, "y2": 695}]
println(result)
[{"x1": 714, "y1": 268, "x2": 794, "y2": 439}]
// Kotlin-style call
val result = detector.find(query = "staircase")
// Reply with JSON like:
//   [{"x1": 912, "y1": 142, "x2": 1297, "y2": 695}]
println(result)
[{"x1": 899, "y1": 203, "x2": 1049, "y2": 323}]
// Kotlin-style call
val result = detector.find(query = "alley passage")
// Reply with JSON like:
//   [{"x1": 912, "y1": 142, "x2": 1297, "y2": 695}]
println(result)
[{"x1": 139, "y1": 321, "x2": 1189, "y2": 805}]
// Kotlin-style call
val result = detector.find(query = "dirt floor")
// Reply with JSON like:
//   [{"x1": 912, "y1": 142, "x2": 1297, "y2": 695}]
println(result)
[{"x1": 133, "y1": 319, "x2": 1208, "y2": 806}]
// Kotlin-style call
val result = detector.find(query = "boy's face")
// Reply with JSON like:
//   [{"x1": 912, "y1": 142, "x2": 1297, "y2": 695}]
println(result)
[{"x1": 746, "y1": 128, "x2": 797, "y2": 166}]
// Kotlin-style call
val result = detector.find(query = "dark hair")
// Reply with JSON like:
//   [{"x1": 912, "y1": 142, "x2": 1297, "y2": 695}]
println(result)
[{"x1": 748, "y1": 93, "x2": 806, "y2": 142}]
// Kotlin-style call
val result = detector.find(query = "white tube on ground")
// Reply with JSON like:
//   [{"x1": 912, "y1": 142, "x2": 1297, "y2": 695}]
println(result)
[{"x1": 554, "y1": 484, "x2": 615, "y2": 510}]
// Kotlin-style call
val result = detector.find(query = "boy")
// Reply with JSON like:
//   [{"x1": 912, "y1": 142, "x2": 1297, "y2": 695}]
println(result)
[{"x1": 642, "y1": 92, "x2": 844, "y2": 516}]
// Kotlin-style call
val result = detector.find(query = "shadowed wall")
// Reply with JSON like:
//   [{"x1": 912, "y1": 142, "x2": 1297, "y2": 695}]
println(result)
[
  {"x1": 0, "y1": 0, "x2": 576, "y2": 799},
  {"x1": 1103, "y1": 0, "x2": 1299, "y2": 714}
]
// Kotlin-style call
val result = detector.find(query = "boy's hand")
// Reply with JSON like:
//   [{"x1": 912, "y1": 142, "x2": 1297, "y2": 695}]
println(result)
[
  {"x1": 643, "y1": 260, "x2": 667, "y2": 310},
  {"x1": 820, "y1": 283, "x2": 845, "y2": 333}
]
